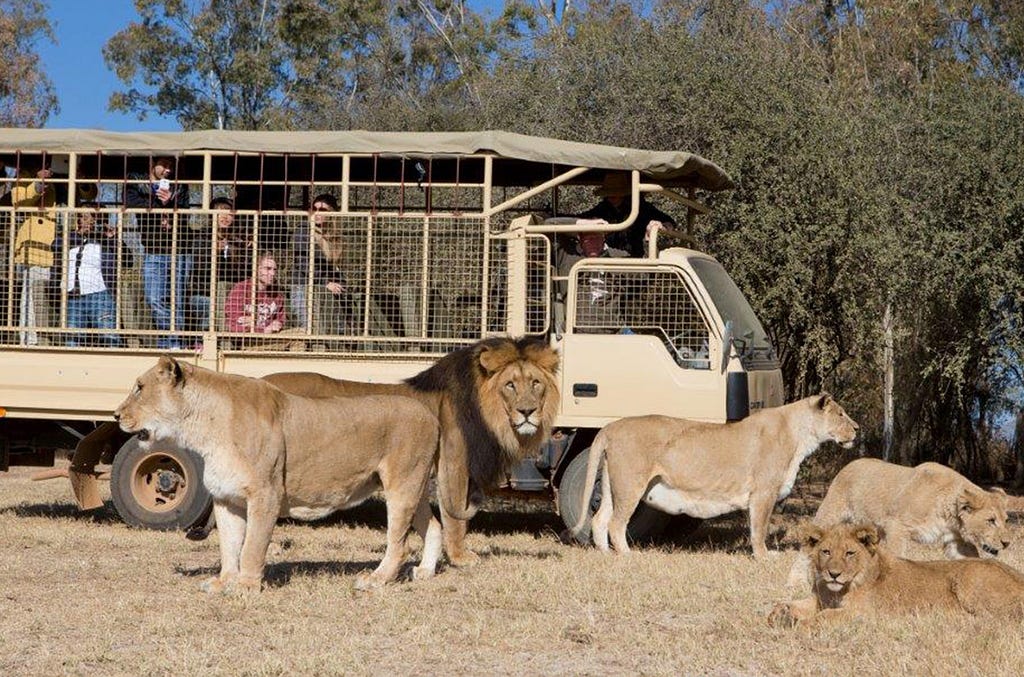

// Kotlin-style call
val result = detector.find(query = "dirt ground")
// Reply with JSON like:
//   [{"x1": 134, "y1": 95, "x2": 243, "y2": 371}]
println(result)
[{"x1": 2, "y1": 463, "x2": 1024, "y2": 676}]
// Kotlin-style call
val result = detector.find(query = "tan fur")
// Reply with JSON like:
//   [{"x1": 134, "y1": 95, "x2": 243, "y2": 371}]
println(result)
[
  {"x1": 769, "y1": 522, "x2": 1024, "y2": 628},
  {"x1": 572, "y1": 394, "x2": 858, "y2": 558},
  {"x1": 264, "y1": 336, "x2": 560, "y2": 567},
  {"x1": 787, "y1": 459, "x2": 1015, "y2": 588},
  {"x1": 114, "y1": 356, "x2": 444, "y2": 593}
]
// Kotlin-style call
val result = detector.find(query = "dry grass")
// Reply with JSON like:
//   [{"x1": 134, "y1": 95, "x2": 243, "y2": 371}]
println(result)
[{"x1": 2, "y1": 465, "x2": 1023, "y2": 676}]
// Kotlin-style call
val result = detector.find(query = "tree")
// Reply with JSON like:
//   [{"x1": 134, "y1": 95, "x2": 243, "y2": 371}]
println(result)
[{"x1": 0, "y1": 0, "x2": 58, "y2": 127}]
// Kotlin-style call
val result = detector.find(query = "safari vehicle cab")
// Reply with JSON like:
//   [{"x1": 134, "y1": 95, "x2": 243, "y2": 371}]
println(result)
[{"x1": 0, "y1": 129, "x2": 783, "y2": 536}]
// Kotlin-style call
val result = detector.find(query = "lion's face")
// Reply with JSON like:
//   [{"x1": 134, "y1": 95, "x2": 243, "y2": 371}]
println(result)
[
  {"x1": 958, "y1": 488, "x2": 1013, "y2": 558},
  {"x1": 114, "y1": 356, "x2": 188, "y2": 448},
  {"x1": 803, "y1": 523, "x2": 880, "y2": 595},
  {"x1": 813, "y1": 394, "x2": 859, "y2": 449},
  {"x1": 476, "y1": 340, "x2": 560, "y2": 454}
]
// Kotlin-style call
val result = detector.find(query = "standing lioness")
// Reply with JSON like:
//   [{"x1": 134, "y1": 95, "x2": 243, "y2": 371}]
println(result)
[
  {"x1": 114, "y1": 356, "x2": 443, "y2": 593},
  {"x1": 573, "y1": 394, "x2": 858, "y2": 557}
]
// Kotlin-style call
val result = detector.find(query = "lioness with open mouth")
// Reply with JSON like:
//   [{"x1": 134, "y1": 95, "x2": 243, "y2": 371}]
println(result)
[{"x1": 114, "y1": 356, "x2": 443, "y2": 593}]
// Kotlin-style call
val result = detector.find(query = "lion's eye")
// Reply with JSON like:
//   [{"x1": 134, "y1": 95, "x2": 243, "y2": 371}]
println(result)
[
  {"x1": 845, "y1": 551, "x2": 856, "y2": 558},
  {"x1": 504, "y1": 381, "x2": 516, "y2": 392},
  {"x1": 989, "y1": 518, "x2": 997, "y2": 526},
  {"x1": 133, "y1": 382, "x2": 142, "y2": 395},
  {"x1": 820, "y1": 549, "x2": 830, "y2": 557},
  {"x1": 531, "y1": 379, "x2": 541, "y2": 391}
]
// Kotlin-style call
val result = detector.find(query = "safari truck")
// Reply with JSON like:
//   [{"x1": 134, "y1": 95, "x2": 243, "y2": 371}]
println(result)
[{"x1": 0, "y1": 128, "x2": 783, "y2": 538}]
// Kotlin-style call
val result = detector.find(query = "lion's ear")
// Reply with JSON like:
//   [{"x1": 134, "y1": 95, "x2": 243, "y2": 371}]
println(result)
[
  {"x1": 957, "y1": 488, "x2": 982, "y2": 515},
  {"x1": 156, "y1": 355, "x2": 185, "y2": 387},
  {"x1": 853, "y1": 524, "x2": 880, "y2": 552},
  {"x1": 477, "y1": 342, "x2": 518, "y2": 374},
  {"x1": 800, "y1": 524, "x2": 824, "y2": 551},
  {"x1": 815, "y1": 392, "x2": 833, "y2": 409},
  {"x1": 524, "y1": 343, "x2": 560, "y2": 374}
]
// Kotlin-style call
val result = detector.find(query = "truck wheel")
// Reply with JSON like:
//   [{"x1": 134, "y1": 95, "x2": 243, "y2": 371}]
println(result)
[
  {"x1": 557, "y1": 448, "x2": 670, "y2": 544},
  {"x1": 110, "y1": 437, "x2": 213, "y2": 531}
]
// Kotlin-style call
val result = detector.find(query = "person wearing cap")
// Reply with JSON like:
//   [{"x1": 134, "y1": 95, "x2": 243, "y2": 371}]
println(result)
[
  {"x1": 188, "y1": 196, "x2": 252, "y2": 333},
  {"x1": 580, "y1": 171, "x2": 678, "y2": 257},
  {"x1": 11, "y1": 159, "x2": 58, "y2": 345}
]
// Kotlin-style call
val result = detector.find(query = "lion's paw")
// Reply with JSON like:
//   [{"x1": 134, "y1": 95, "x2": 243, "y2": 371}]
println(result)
[
  {"x1": 200, "y1": 576, "x2": 227, "y2": 594},
  {"x1": 446, "y1": 549, "x2": 480, "y2": 568},
  {"x1": 767, "y1": 602, "x2": 797, "y2": 629},
  {"x1": 411, "y1": 564, "x2": 436, "y2": 581},
  {"x1": 353, "y1": 572, "x2": 387, "y2": 592}
]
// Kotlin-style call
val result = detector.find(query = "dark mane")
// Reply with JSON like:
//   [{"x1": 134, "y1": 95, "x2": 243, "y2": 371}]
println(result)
[{"x1": 405, "y1": 337, "x2": 546, "y2": 489}]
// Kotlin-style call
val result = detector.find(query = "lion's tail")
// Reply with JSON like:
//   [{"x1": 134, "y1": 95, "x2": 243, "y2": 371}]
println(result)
[{"x1": 571, "y1": 433, "x2": 609, "y2": 539}]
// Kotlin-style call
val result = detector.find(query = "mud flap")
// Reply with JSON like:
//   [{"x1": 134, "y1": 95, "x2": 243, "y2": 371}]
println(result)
[{"x1": 68, "y1": 422, "x2": 128, "y2": 510}]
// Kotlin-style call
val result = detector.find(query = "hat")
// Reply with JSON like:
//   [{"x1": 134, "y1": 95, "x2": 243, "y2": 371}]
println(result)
[
  {"x1": 76, "y1": 183, "x2": 98, "y2": 204},
  {"x1": 593, "y1": 172, "x2": 631, "y2": 198}
]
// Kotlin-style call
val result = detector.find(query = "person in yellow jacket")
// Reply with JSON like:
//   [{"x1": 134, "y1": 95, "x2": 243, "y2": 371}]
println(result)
[{"x1": 13, "y1": 164, "x2": 57, "y2": 346}]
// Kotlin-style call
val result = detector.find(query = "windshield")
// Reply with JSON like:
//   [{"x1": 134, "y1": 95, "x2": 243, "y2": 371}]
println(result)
[{"x1": 689, "y1": 258, "x2": 772, "y2": 353}]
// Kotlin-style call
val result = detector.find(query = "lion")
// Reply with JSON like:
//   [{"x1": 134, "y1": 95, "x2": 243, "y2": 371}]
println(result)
[
  {"x1": 769, "y1": 522, "x2": 1024, "y2": 628},
  {"x1": 263, "y1": 336, "x2": 560, "y2": 566},
  {"x1": 786, "y1": 458, "x2": 1014, "y2": 588},
  {"x1": 572, "y1": 393, "x2": 859, "y2": 558},
  {"x1": 114, "y1": 356, "x2": 444, "y2": 593}
]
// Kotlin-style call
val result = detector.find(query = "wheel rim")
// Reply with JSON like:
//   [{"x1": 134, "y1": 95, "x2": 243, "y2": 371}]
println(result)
[{"x1": 129, "y1": 451, "x2": 192, "y2": 514}]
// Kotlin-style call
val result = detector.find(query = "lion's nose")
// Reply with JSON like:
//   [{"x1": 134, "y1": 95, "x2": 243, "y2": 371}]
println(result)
[
  {"x1": 518, "y1": 407, "x2": 536, "y2": 419},
  {"x1": 827, "y1": 570, "x2": 841, "y2": 581}
]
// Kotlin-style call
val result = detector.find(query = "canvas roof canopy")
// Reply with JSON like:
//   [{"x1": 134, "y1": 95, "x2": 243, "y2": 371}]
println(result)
[{"x1": 0, "y1": 128, "x2": 733, "y2": 192}]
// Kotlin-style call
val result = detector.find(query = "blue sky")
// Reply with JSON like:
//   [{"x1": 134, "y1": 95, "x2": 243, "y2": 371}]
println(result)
[
  {"x1": 39, "y1": 1, "x2": 503, "y2": 132},
  {"x1": 40, "y1": 2, "x2": 179, "y2": 131}
]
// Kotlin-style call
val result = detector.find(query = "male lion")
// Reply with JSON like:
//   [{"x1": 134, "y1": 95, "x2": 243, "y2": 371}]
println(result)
[
  {"x1": 264, "y1": 336, "x2": 560, "y2": 566},
  {"x1": 769, "y1": 522, "x2": 1024, "y2": 628},
  {"x1": 114, "y1": 356, "x2": 443, "y2": 593},
  {"x1": 787, "y1": 458, "x2": 1014, "y2": 588},
  {"x1": 572, "y1": 394, "x2": 858, "y2": 558}
]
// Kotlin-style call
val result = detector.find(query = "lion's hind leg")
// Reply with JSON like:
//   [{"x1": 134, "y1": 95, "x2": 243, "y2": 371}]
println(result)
[
  {"x1": 355, "y1": 487, "x2": 420, "y2": 591},
  {"x1": 411, "y1": 496, "x2": 443, "y2": 581},
  {"x1": 591, "y1": 453, "x2": 613, "y2": 552}
]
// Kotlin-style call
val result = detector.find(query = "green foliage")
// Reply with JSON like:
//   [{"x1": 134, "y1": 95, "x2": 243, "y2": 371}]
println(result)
[{"x1": 0, "y1": 0, "x2": 57, "y2": 126}]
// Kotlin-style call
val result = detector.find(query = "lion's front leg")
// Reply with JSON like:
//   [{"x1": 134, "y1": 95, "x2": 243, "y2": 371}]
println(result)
[
  {"x1": 411, "y1": 496, "x2": 443, "y2": 581},
  {"x1": 748, "y1": 492, "x2": 777, "y2": 560},
  {"x1": 767, "y1": 596, "x2": 818, "y2": 628},
  {"x1": 201, "y1": 501, "x2": 245, "y2": 594},
  {"x1": 440, "y1": 506, "x2": 479, "y2": 567}
]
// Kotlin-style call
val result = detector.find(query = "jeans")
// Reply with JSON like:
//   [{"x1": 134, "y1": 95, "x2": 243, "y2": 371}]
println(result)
[
  {"x1": 143, "y1": 254, "x2": 193, "y2": 349},
  {"x1": 66, "y1": 290, "x2": 123, "y2": 347}
]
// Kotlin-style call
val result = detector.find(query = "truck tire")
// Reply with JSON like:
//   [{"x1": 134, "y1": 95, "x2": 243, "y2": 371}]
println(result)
[
  {"x1": 110, "y1": 437, "x2": 213, "y2": 531},
  {"x1": 557, "y1": 448, "x2": 670, "y2": 544}
]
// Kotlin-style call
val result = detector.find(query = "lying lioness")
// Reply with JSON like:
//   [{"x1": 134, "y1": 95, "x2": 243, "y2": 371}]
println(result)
[
  {"x1": 769, "y1": 522, "x2": 1024, "y2": 628},
  {"x1": 787, "y1": 458, "x2": 1014, "y2": 587},
  {"x1": 114, "y1": 356, "x2": 443, "y2": 593},
  {"x1": 572, "y1": 394, "x2": 859, "y2": 558}
]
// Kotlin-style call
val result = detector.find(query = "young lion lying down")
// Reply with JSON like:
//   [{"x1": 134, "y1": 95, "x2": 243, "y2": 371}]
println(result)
[
  {"x1": 786, "y1": 458, "x2": 1015, "y2": 588},
  {"x1": 114, "y1": 356, "x2": 443, "y2": 593},
  {"x1": 769, "y1": 522, "x2": 1024, "y2": 628},
  {"x1": 572, "y1": 394, "x2": 859, "y2": 558}
]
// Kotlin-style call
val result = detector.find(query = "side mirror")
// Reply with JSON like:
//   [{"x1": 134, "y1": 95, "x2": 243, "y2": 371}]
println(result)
[{"x1": 721, "y1": 319, "x2": 734, "y2": 373}]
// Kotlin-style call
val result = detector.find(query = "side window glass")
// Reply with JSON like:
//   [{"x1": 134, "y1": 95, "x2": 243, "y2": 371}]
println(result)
[{"x1": 572, "y1": 267, "x2": 710, "y2": 369}]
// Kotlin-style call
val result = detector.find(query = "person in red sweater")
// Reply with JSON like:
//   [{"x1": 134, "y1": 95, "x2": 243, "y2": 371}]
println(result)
[{"x1": 224, "y1": 252, "x2": 286, "y2": 334}]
